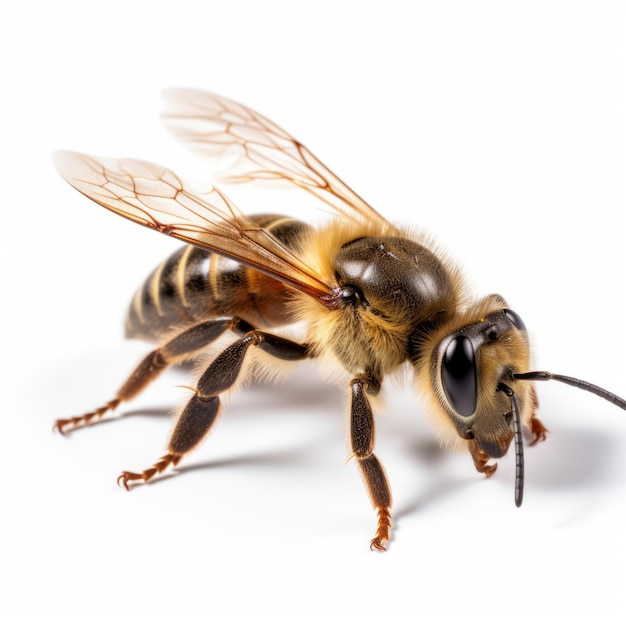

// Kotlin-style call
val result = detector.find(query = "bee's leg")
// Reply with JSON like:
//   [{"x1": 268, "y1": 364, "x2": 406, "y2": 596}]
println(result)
[
  {"x1": 56, "y1": 317, "x2": 242, "y2": 434},
  {"x1": 527, "y1": 385, "x2": 549, "y2": 445},
  {"x1": 350, "y1": 376, "x2": 392, "y2": 552},
  {"x1": 467, "y1": 439, "x2": 497, "y2": 478},
  {"x1": 528, "y1": 418, "x2": 549, "y2": 445},
  {"x1": 117, "y1": 327, "x2": 309, "y2": 489}
]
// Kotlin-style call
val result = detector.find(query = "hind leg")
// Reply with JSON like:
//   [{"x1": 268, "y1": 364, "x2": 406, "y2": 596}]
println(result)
[
  {"x1": 55, "y1": 317, "x2": 247, "y2": 434},
  {"x1": 117, "y1": 327, "x2": 309, "y2": 488}
]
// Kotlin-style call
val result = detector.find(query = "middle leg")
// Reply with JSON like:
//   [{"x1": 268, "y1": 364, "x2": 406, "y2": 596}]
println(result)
[{"x1": 350, "y1": 375, "x2": 392, "y2": 551}]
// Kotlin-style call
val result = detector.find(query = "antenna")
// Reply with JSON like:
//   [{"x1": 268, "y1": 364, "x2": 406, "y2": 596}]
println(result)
[
  {"x1": 512, "y1": 371, "x2": 626, "y2": 410},
  {"x1": 498, "y1": 383, "x2": 524, "y2": 507}
]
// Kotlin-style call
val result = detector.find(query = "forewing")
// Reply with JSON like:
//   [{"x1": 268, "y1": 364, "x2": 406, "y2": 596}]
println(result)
[
  {"x1": 161, "y1": 88, "x2": 392, "y2": 227},
  {"x1": 52, "y1": 151, "x2": 335, "y2": 301}
]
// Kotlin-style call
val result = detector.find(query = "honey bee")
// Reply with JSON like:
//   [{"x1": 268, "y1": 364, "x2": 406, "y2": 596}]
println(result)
[{"x1": 53, "y1": 88, "x2": 625, "y2": 551}]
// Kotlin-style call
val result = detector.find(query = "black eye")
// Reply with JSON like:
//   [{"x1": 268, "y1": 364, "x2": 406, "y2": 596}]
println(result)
[
  {"x1": 441, "y1": 335, "x2": 477, "y2": 417},
  {"x1": 504, "y1": 309, "x2": 526, "y2": 331}
]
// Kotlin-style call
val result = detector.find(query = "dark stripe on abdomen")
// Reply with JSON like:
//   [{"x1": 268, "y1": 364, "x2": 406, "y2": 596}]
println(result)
[
  {"x1": 124, "y1": 214, "x2": 313, "y2": 342},
  {"x1": 125, "y1": 246, "x2": 217, "y2": 340}
]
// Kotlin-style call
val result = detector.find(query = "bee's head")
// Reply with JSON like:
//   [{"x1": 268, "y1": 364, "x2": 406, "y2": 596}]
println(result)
[
  {"x1": 415, "y1": 296, "x2": 625, "y2": 507},
  {"x1": 409, "y1": 296, "x2": 534, "y2": 505},
  {"x1": 435, "y1": 306, "x2": 530, "y2": 459}
]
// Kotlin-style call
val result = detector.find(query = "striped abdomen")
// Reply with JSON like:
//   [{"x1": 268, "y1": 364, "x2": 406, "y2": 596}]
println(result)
[{"x1": 125, "y1": 215, "x2": 313, "y2": 342}]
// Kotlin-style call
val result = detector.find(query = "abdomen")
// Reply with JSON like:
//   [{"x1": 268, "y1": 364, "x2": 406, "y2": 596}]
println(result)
[{"x1": 125, "y1": 215, "x2": 313, "y2": 342}]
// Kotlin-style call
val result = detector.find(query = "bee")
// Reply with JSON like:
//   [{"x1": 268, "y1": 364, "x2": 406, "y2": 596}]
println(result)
[{"x1": 53, "y1": 88, "x2": 625, "y2": 551}]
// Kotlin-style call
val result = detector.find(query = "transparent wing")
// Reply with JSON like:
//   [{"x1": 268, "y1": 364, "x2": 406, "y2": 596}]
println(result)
[
  {"x1": 52, "y1": 150, "x2": 336, "y2": 302},
  {"x1": 161, "y1": 88, "x2": 392, "y2": 227}
]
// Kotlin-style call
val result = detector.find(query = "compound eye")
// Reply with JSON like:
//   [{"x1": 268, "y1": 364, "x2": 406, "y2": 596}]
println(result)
[
  {"x1": 504, "y1": 309, "x2": 526, "y2": 331},
  {"x1": 441, "y1": 335, "x2": 477, "y2": 417}
]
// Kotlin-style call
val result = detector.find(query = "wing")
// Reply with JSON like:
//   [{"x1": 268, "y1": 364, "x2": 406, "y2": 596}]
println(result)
[
  {"x1": 52, "y1": 150, "x2": 336, "y2": 303},
  {"x1": 161, "y1": 88, "x2": 392, "y2": 227}
]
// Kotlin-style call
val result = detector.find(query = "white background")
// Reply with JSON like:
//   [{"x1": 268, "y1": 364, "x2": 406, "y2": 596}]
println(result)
[{"x1": 2, "y1": 1, "x2": 625, "y2": 624}]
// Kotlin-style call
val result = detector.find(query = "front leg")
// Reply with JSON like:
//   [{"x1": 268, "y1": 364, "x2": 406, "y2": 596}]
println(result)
[
  {"x1": 350, "y1": 375, "x2": 392, "y2": 552},
  {"x1": 468, "y1": 439, "x2": 497, "y2": 478},
  {"x1": 529, "y1": 417, "x2": 549, "y2": 445}
]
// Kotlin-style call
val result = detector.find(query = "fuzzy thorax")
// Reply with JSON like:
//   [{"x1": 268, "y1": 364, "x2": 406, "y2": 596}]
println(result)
[{"x1": 291, "y1": 218, "x2": 465, "y2": 379}]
